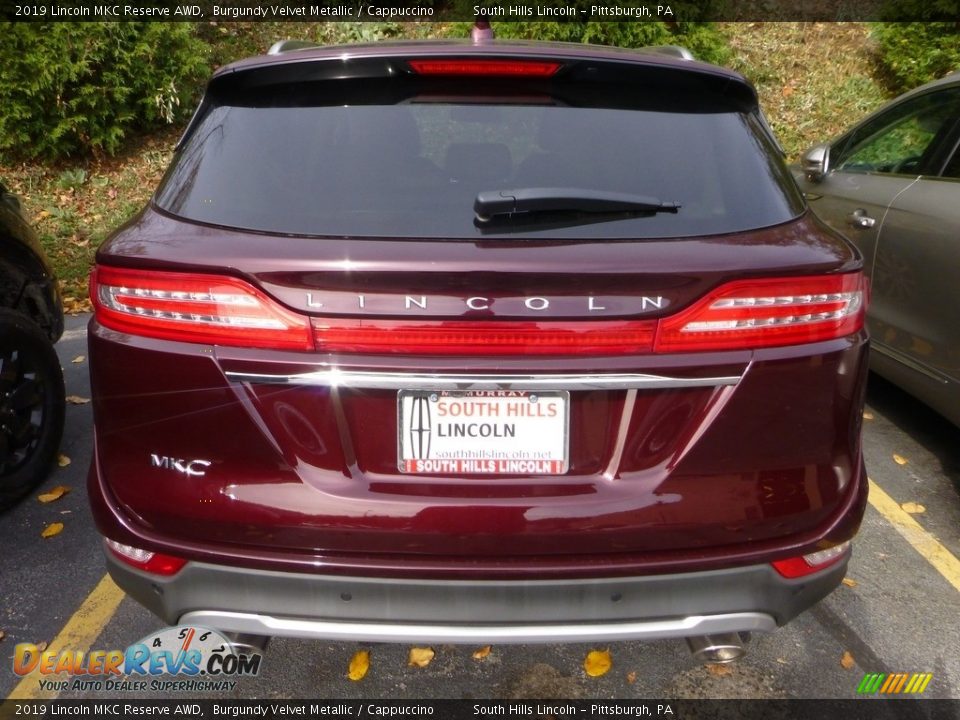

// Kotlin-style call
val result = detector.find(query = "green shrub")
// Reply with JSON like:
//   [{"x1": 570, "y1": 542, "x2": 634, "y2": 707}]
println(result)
[
  {"x1": 0, "y1": 23, "x2": 209, "y2": 161},
  {"x1": 872, "y1": 21, "x2": 960, "y2": 94}
]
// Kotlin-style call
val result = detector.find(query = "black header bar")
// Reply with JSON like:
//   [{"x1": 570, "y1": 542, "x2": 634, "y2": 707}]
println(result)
[
  {"x1": 2, "y1": 0, "x2": 957, "y2": 22},
  {"x1": 0, "y1": 699, "x2": 957, "y2": 720}
]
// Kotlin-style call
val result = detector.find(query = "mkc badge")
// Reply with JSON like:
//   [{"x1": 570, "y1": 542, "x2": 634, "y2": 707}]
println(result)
[{"x1": 150, "y1": 454, "x2": 212, "y2": 477}]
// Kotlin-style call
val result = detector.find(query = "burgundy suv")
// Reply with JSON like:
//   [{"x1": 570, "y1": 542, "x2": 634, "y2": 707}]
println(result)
[{"x1": 87, "y1": 38, "x2": 869, "y2": 662}]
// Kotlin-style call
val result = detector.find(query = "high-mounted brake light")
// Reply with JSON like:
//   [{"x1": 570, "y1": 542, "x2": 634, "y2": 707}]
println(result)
[
  {"x1": 313, "y1": 318, "x2": 656, "y2": 356},
  {"x1": 408, "y1": 59, "x2": 562, "y2": 77},
  {"x1": 104, "y1": 538, "x2": 187, "y2": 576},
  {"x1": 655, "y1": 273, "x2": 866, "y2": 352},
  {"x1": 91, "y1": 266, "x2": 313, "y2": 350}
]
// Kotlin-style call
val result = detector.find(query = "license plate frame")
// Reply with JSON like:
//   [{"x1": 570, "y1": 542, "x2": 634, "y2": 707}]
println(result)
[{"x1": 397, "y1": 390, "x2": 569, "y2": 475}]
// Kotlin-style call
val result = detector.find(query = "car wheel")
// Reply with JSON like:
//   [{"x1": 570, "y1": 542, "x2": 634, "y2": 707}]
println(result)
[{"x1": 0, "y1": 308, "x2": 65, "y2": 511}]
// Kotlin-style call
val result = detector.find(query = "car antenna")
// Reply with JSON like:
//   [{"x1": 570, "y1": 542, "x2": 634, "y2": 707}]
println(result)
[{"x1": 471, "y1": 20, "x2": 495, "y2": 43}]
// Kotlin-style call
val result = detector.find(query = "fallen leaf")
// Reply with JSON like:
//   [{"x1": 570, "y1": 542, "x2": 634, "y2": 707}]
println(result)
[
  {"x1": 41, "y1": 522, "x2": 64, "y2": 539},
  {"x1": 71, "y1": 355, "x2": 86, "y2": 364},
  {"x1": 781, "y1": 84, "x2": 796, "y2": 97},
  {"x1": 407, "y1": 647, "x2": 435, "y2": 668},
  {"x1": 706, "y1": 663, "x2": 733, "y2": 677},
  {"x1": 893, "y1": 454, "x2": 908, "y2": 466},
  {"x1": 583, "y1": 649, "x2": 612, "y2": 677},
  {"x1": 66, "y1": 396, "x2": 90, "y2": 405},
  {"x1": 840, "y1": 651, "x2": 855, "y2": 670},
  {"x1": 347, "y1": 650, "x2": 369, "y2": 681},
  {"x1": 0, "y1": 630, "x2": 5, "y2": 642},
  {"x1": 776, "y1": 658, "x2": 788, "y2": 665},
  {"x1": 626, "y1": 671, "x2": 637, "y2": 684},
  {"x1": 57, "y1": 454, "x2": 71, "y2": 468},
  {"x1": 862, "y1": 411, "x2": 874, "y2": 420},
  {"x1": 472, "y1": 645, "x2": 492, "y2": 660},
  {"x1": 64, "y1": 298, "x2": 91, "y2": 315},
  {"x1": 901, "y1": 502, "x2": 926, "y2": 514},
  {"x1": 38, "y1": 485, "x2": 71, "y2": 503},
  {"x1": 842, "y1": 578, "x2": 858, "y2": 588}
]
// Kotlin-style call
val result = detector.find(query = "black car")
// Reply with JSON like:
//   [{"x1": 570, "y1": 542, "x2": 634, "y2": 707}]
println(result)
[{"x1": 0, "y1": 180, "x2": 65, "y2": 510}]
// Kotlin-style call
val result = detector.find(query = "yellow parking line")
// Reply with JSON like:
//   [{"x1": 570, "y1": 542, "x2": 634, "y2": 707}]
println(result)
[
  {"x1": 868, "y1": 478, "x2": 960, "y2": 593},
  {"x1": 6, "y1": 574, "x2": 124, "y2": 700}
]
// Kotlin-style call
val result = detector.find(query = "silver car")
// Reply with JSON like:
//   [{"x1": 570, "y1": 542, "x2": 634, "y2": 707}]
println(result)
[{"x1": 795, "y1": 72, "x2": 960, "y2": 427}]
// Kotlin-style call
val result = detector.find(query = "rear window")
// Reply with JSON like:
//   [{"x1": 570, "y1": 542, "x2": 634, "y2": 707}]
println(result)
[{"x1": 155, "y1": 79, "x2": 803, "y2": 239}]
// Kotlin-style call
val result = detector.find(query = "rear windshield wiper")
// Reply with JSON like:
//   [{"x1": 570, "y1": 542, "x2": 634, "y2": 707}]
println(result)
[{"x1": 474, "y1": 188, "x2": 681, "y2": 226}]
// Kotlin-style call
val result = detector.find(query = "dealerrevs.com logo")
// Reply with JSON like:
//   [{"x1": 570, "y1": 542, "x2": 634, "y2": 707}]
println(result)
[{"x1": 12, "y1": 626, "x2": 261, "y2": 693}]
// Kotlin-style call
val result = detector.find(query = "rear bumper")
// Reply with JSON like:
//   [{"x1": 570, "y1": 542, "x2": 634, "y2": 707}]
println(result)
[{"x1": 103, "y1": 549, "x2": 847, "y2": 644}]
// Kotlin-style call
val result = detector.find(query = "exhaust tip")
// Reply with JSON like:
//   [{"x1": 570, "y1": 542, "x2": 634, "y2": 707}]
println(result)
[
  {"x1": 225, "y1": 632, "x2": 270, "y2": 655},
  {"x1": 686, "y1": 633, "x2": 746, "y2": 664}
]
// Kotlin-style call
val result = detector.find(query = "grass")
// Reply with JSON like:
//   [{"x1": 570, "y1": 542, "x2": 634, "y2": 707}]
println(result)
[
  {"x1": 721, "y1": 22, "x2": 888, "y2": 159},
  {"x1": 0, "y1": 22, "x2": 894, "y2": 314},
  {"x1": 2, "y1": 128, "x2": 181, "y2": 313}
]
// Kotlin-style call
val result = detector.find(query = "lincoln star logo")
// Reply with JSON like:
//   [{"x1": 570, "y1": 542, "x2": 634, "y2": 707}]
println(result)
[{"x1": 409, "y1": 397, "x2": 432, "y2": 460}]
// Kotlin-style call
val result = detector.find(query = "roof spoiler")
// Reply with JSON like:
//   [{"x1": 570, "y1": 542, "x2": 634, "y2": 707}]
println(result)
[
  {"x1": 266, "y1": 38, "x2": 695, "y2": 60},
  {"x1": 637, "y1": 45, "x2": 695, "y2": 60},
  {"x1": 268, "y1": 40, "x2": 322, "y2": 55},
  {"x1": 267, "y1": 23, "x2": 498, "y2": 53}
]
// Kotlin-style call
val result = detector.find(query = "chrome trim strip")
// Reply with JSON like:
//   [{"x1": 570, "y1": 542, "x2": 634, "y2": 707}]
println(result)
[
  {"x1": 180, "y1": 610, "x2": 775, "y2": 644},
  {"x1": 871, "y1": 342, "x2": 949, "y2": 385},
  {"x1": 224, "y1": 369, "x2": 741, "y2": 391},
  {"x1": 603, "y1": 388, "x2": 637, "y2": 480}
]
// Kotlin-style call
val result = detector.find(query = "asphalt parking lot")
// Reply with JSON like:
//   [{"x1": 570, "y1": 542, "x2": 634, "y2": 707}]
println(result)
[{"x1": 1, "y1": 313, "x2": 958, "y2": 702}]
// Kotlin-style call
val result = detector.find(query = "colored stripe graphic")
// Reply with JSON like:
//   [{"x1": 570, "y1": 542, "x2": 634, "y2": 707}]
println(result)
[
  {"x1": 857, "y1": 673, "x2": 881, "y2": 693},
  {"x1": 858, "y1": 672, "x2": 932, "y2": 694}
]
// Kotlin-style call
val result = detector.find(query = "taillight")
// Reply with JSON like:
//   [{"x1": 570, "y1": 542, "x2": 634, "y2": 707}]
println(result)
[
  {"x1": 91, "y1": 266, "x2": 313, "y2": 350},
  {"x1": 104, "y1": 538, "x2": 187, "y2": 576},
  {"x1": 313, "y1": 318, "x2": 656, "y2": 356},
  {"x1": 408, "y1": 59, "x2": 562, "y2": 77},
  {"x1": 655, "y1": 273, "x2": 866, "y2": 352},
  {"x1": 91, "y1": 266, "x2": 865, "y2": 354},
  {"x1": 772, "y1": 541, "x2": 851, "y2": 579}
]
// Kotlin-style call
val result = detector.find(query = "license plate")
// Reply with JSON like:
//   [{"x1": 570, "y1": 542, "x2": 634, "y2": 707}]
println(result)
[{"x1": 398, "y1": 391, "x2": 569, "y2": 475}]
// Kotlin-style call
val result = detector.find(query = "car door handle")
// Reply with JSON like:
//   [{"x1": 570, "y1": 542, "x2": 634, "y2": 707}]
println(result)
[{"x1": 847, "y1": 209, "x2": 876, "y2": 229}]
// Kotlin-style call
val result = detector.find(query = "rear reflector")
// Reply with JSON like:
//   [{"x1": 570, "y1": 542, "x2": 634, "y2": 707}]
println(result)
[
  {"x1": 105, "y1": 538, "x2": 187, "y2": 576},
  {"x1": 91, "y1": 266, "x2": 313, "y2": 350},
  {"x1": 655, "y1": 273, "x2": 866, "y2": 352},
  {"x1": 772, "y1": 541, "x2": 851, "y2": 579},
  {"x1": 313, "y1": 318, "x2": 656, "y2": 356},
  {"x1": 408, "y1": 59, "x2": 562, "y2": 77}
]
